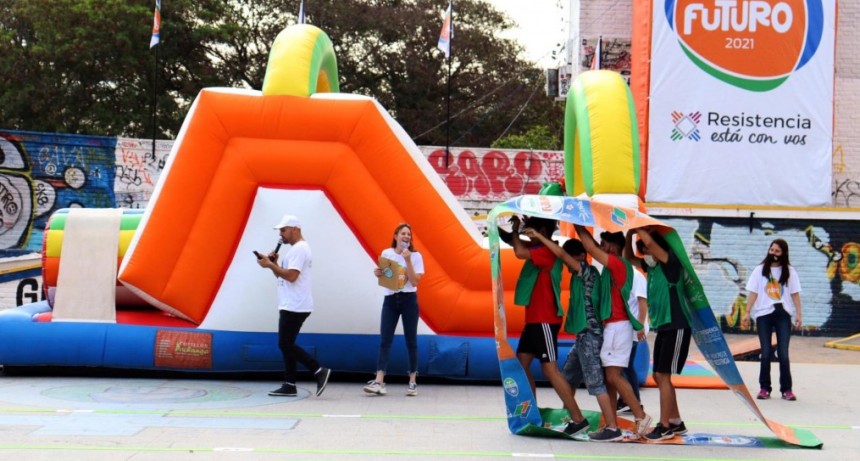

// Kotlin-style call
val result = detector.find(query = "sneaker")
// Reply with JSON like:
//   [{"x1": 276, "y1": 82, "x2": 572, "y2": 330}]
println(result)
[
  {"x1": 406, "y1": 382, "x2": 418, "y2": 396},
  {"x1": 588, "y1": 427, "x2": 624, "y2": 442},
  {"x1": 563, "y1": 418, "x2": 590, "y2": 436},
  {"x1": 268, "y1": 383, "x2": 297, "y2": 397},
  {"x1": 645, "y1": 423, "x2": 675, "y2": 441},
  {"x1": 756, "y1": 389, "x2": 771, "y2": 400},
  {"x1": 616, "y1": 401, "x2": 631, "y2": 414},
  {"x1": 782, "y1": 390, "x2": 797, "y2": 401},
  {"x1": 363, "y1": 380, "x2": 387, "y2": 395},
  {"x1": 314, "y1": 367, "x2": 331, "y2": 397},
  {"x1": 634, "y1": 413, "x2": 653, "y2": 437},
  {"x1": 669, "y1": 421, "x2": 688, "y2": 435}
]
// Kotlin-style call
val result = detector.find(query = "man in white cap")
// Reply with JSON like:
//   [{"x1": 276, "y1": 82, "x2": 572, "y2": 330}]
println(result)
[{"x1": 257, "y1": 214, "x2": 331, "y2": 397}]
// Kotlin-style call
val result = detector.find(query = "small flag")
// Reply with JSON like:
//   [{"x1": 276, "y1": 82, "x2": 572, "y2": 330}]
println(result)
[
  {"x1": 437, "y1": 2, "x2": 453, "y2": 59},
  {"x1": 298, "y1": 0, "x2": 305, "y2": 24},
  {"x1": 149, "y1": 0, "x2": 161, "y2": 49},
  {"x1": 590, "y1": 35, "x2": 602, "y2": 70}
]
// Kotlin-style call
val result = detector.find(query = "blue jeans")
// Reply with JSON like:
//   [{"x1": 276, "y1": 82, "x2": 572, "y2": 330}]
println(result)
[
  {"x1": 376, "y1": 292, "x2": 419, "y2": 374},
  {"x1": 756, "y1": 304, "x2": 793, "y2": 393}
]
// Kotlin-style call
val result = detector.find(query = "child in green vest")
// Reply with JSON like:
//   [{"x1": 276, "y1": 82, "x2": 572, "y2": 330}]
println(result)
[
  {"x1": 511, "y1": 216, "x2": 589, "y2": 437},
  {"x1": 630, "y1": 227, "x2": 692, "y2": 440},
  {"x1": 525, "y1": 230, "x2": 632, "y2": 442},
  {"x1": 574, "y1": 224, "x2": 652, "y2": 441}
]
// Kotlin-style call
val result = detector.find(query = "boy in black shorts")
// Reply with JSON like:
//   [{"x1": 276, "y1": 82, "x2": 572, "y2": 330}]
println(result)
[
  {"x1": 511, "y1": 216, "x2": 589, "y2": 437},
  {"x1": 630, "y1": 227, "x2": 692, "y2": 440}
]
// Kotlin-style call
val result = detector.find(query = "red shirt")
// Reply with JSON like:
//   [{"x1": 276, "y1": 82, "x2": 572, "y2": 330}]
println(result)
[
  {"x1": 525, "y1": 246, "x2": 562, "y2": 324},
  {"x1": 605, "y1": 254, "x2": 629, "y2": 323}
]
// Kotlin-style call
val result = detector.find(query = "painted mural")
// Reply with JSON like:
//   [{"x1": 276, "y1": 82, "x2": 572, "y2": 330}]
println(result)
[
  {"x1": 0, "y1": 131, "x2": 170, "y2": 253},
  {"x1": 0, "y1": 130, "x2": 858, "y2": 336},
  {"x1": 657, "y1": 217, "x2": 860, "y2": 336},
  {"x1": 421, "y1": 146, "x2": 565, "y2": 204}
]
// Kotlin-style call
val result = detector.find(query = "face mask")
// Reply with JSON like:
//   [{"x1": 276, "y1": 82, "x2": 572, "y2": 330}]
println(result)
[
  {"x1": 771, "y1": 254, "x2": 781, "y2": 263},
  {"x1": 643, "y1": 255, "x2": 657, "y2": 267}
]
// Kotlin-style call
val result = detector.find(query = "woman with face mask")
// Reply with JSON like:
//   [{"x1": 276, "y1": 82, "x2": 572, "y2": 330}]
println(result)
[{"x1": 741, "y1": 239, "x2": 803, "y2": 401}]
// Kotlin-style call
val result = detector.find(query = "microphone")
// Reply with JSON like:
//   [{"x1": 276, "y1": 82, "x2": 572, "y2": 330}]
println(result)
[{"x1": 274, "y1": 239, "x2": 282, "y2": 254}]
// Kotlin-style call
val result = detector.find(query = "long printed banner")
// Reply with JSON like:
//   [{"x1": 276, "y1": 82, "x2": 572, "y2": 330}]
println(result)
[{"x1": 487, "y1": 195, "x2": 822, "y2": 448}]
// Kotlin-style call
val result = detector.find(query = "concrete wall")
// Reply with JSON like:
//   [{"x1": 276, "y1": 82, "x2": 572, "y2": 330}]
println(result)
[{"x1": 832, "y1": 1, "x2": 860, "y2": 206}]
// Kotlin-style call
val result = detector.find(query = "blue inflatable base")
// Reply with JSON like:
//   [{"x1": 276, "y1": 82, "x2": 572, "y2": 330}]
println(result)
[{"x1": 0, "y1": 303, "x2": 651, "y2": 382}]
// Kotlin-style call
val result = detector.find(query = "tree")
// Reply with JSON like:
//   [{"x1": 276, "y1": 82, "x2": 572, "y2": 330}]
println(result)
[
  {"x1": 1, "y1": 0, "x2": 563, "y2": 147},
  {"x1": 0, "y1": 0, "x2": 233, "y2": 138},
  {"x1": 491, "y1": 125, "x2": 561, "y2": 151}
]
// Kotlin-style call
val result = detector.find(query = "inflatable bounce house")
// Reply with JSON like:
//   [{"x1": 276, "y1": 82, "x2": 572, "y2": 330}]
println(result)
[
  {"x1": 0, "y1": 23, "x2": 821, "y2": 448},
  {"x1": 0, "y1": 24, "x2": 541, "y2": 379}
]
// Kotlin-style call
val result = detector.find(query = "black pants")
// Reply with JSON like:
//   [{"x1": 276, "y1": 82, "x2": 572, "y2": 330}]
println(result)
[{"x1": 278, "y1": 310, "x2": 320, "y2": 384}]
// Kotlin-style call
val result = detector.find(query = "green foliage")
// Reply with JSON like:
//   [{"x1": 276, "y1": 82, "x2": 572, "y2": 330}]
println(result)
[
  {"x1": 0, "y1": 0, "x2": 563, "y2": 147},
  {"x1": 491, "y1": 125, "x2": 561, "y2": 150}
]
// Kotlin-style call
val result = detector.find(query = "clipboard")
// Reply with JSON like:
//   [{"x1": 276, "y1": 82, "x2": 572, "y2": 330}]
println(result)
[{"x1": 377, "y1": 256, "x2": 405, "y2": 290}]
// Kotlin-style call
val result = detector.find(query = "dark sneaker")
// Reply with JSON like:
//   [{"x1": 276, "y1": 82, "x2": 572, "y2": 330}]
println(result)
[
  {"x1": 756, "y1": 389, "x2": 771, "y2": 400},
  {"x1": 563, "y1": 418, "x2": 590, "y2": 436},
  {"x1": 645, "y1": 423, "x2": 675, "y2": 441},
  {"x1": 669, "y1": 421, "x2": 688, "y2": 435},
  {"x1": 314, "y1": 367, "x2": 331, "y2": 397},
  {"x1": 268, "y1": 383, "x2": 297, "y2": 397},
  {"x1": 782, "y1": 390, "x2": 797, "y2": 401},
  {"x1": 616, "y1": 400, "x2": 631, "y2": 414},
  {"x1": 588, "y1": 427, "x2": 624, "y2": 442}
]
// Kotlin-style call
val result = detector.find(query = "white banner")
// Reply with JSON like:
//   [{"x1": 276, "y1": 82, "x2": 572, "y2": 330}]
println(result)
[{"x1": 647, "y1": 0, "x2": 835, "y2": 206}]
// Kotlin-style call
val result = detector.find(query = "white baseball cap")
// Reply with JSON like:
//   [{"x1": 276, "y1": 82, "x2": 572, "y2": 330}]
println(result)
[{"x1": 273, "y1": 214, "x2": 302, "y2": 229}]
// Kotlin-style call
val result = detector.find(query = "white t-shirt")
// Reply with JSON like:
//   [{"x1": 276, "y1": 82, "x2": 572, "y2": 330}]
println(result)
[
  {"x1": 277, "y1": 240, "x2": 314, "y2": 313},
  {"x1": 745, "y1": 264, "x2": 801, "y2": 320},
  {"x1": 379, "y1": 247, "x2": 425, "y2": 296},
  {"x1": 627, "y1": 268, "x2": 649, "y2": 339}
]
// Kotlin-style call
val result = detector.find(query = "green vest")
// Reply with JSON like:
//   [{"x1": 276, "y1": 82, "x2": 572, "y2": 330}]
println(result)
[
  {"x1": 564, "y1": 265, "x2": 600, "y2": 334},
  {"x1": 646, "y1": 263, "x2": 693, "y2": 329},
  {"x1": 514, "y1": 257, "x2": 564, "y2": 317},
  {"x1": 597, "y1": 257, "x2": 644, "y2": 330}
]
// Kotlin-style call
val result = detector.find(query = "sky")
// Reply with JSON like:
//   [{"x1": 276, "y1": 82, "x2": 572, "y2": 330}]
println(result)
[{"x1": 486, "y1": 0, "x2": 570, "y2": 68}]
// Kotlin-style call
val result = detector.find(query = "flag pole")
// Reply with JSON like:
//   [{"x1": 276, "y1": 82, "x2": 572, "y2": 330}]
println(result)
[
  {"x1": 152, "y1": 45, "x2": 158, "y2": 160},
  {"x1": 445, "y1": 29, "x2": 451, "y2": 169},
  {"x1": 149, "y1": 0, "x2": 161, "y2": 160},
  {"x1": 444, "y1": 1, "x2": 453, "y2": 169},
  {"x1": 437, "y1": 1, "x2": 453, "y2": 167}
]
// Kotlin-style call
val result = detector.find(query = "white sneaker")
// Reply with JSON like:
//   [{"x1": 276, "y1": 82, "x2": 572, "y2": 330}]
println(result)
[
  {"x1": 363, "y1": 380, "x2": 387, "y2": 395},
  {"x1": 406, "y1": 382, "x2": 418, "y2": 396},
  {"x1": 634, "y1": 413, "x2": 653, "y2": 438}
]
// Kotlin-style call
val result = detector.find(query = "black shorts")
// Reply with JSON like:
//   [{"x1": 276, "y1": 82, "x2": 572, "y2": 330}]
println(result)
[
  {"x1": 652, "y1": 328, "x2": 691, "y2": 374},
  {"x1": 517, "y1": 323, "x2": 561, "y2": 363}
]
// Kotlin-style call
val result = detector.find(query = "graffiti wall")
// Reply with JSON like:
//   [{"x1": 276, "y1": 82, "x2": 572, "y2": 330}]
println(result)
[
  {"x1": 1, "y1": 131, "x2": 859, "y2": 336},
  {"x1": 656, "y1": 215, "x2": 860, "y2": 337},
  {"x1": 0, "y1": 131, "x2": 170, "y2": 254},
  {"x1": 420, "y1": 146, "x2": 565, "y2": 209},
  {"x1": 0, "y1": 131, "x2": 116, "y2": 254},
  {"x1": 114, "y1": 137, "x2": 172, "y2": 209}
]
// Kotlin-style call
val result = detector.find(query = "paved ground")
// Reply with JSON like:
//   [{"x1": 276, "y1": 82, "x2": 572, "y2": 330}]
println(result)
[{"x1": 0, "y1": 335, "x2": 857, "y2": 461}]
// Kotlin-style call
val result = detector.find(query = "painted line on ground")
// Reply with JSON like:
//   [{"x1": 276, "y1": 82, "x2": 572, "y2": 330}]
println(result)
[
  {"x1": 0, "y1": 445, "x2": 799, "y2": 460},
  {"x1": 0, "y1": 407, "x2": 852, "y2": 430}
]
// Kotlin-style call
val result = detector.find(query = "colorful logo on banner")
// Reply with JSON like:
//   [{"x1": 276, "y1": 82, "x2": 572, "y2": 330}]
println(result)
[
  {"x1": 670, "y1": 110, "x2": 702, "y2": 141},
  {"x1": 665, "y1": 0, "x2": 824, "y2": 91}
]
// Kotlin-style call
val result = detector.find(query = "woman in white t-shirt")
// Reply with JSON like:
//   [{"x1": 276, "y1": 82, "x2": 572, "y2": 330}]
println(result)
[
  {"x1": 742, "y1": 238, "x2": 803, "y2": 402},
  {"x1": 364, "y1": 223, "x2": 425, "y2": 397}
]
